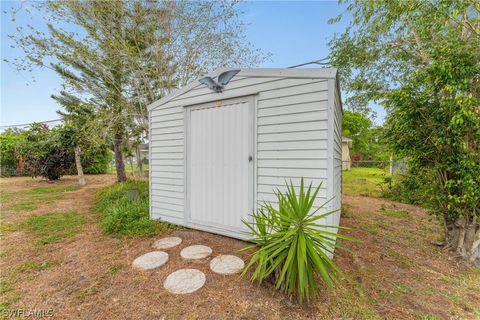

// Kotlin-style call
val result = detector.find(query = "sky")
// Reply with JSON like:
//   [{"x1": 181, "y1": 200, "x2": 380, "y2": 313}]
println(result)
[{"x1": 0, "y1": 1, "x2": 386, "y2": 128}]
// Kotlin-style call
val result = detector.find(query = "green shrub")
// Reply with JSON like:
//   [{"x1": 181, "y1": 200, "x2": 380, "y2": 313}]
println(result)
[
  {"x1": 83, "y1": 146, "x2": 111, "y2": 174},
  {"x1": 381, "y1": 167, "x2": 430, "y2": 205},
  {"x1": 17, "y1": 123, "x2": 73, "y2": 180},
  {"x1": 0, "y1": 124, "x2": 111, "y2": 178},
  {"x1": 0, "y1": 129, "x2": 27, "y2": 176},
  {"x1": 94, "y1": 180, "x2": 176, "y2": 237},
  {"x1": 242, "y1": 178, "x2": 355, "y2": 304}
]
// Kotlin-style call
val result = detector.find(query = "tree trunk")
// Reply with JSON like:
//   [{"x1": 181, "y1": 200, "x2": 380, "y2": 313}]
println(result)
[
  {"x1": 129, "y1": 157, "x2": 135, "y2": 177},
  {"x1": 445, "y1": 217, "x2": 480, "y2": 266},
  {"x1": 113, "y1": 131, "x2": 127, "y2": 182},
  {"x1": 135, "y1": 144, "x2": 144, "y2": 177},
  {"x1": 74, "y1": 146, "x2": 86, "y2": 186}
]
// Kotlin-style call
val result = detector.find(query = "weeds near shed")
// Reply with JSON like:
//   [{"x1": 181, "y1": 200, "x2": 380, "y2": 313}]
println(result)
[
  {"x1": 94, "y1": 180, "x2": 178, "y2": 237},
  {"x1": 241, "y1": 178, "x2": 357, "y2": 304}
]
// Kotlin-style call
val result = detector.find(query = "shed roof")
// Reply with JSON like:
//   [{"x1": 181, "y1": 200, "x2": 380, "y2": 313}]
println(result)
[{"x1": 148, "y1": 68, "x2": 339, "y2": 112}]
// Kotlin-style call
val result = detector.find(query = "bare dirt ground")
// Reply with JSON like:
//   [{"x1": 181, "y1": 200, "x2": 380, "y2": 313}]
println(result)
[{"x1": 1, "y1": 175, "x2": 479, "y2": 319}]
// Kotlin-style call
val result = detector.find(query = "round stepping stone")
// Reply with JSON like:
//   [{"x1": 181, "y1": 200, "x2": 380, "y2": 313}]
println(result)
[
  {"x1": 210, "y1": 255, "x2": 245, "y2": 275},
  {"x1": 152, "y1": 237, "x2": 182, "y2": 249},
  {"x1": 132, "y1": 251, "x2": 168, "y2": 270},
  {"x1": 163, "y1": 269, "x2": 206, "y2": 294},
  {"x1": 180, "y1": 245, "x2": 212, "y2": 260}
]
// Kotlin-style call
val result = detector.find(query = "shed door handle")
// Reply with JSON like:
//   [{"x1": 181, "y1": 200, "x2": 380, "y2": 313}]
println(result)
[{"x1": 248, "y1": 155, "x2": 253, "y2": 162}]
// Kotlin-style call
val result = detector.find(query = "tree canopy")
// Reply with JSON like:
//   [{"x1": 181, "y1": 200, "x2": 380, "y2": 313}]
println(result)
[
  {"x1": 341, "y1": 111, "x2": 389, "y2": 160},
  {"x1": 8, "y1": 0, "x2": 267, "y2": 182},
  {"x1": 342, "y1": 110, "x2": 371, "y2": 155},
  {"x1": 330, "y1": 0, "x2": 480, "y2": 263}
]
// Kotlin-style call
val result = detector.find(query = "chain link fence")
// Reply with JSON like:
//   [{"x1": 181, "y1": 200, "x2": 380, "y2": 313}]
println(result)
[{"x1": 342, "y1": 158, "x2": 407, "y2": 175}]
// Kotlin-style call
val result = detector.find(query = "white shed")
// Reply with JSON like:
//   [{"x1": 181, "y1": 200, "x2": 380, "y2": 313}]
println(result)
[{"x1": 147, "y1": 68, "x2": 343, "y2": 240}]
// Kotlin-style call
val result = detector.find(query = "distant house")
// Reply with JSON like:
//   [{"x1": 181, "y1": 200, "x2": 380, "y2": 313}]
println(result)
[{"x1": 342, "y1": 137, "x2": 352, "y2": 171}]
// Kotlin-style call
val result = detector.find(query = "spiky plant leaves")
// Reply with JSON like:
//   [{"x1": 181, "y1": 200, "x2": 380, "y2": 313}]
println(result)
[{"x1": 242, "y1": 178, "x2": 356, "y2": 304}]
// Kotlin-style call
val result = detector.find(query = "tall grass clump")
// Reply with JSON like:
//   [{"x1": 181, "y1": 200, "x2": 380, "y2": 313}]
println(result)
[
  {"x1": 95, "y1": 180, "x2": 174, "y2": 237},
  {"x1": 242, "y1": 178, "x2": 355, "y2": 304}
]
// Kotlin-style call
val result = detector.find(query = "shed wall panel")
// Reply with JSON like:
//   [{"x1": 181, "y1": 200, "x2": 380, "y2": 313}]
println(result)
[
  {"x1": 256, "y1": 80, "x2": 331, "y2": 209},
  {"x1": 257, "y1": 140, "x2": 328, "y2": 151},
  {"x1": 257, "y1": 176, "x2": 327, "y2": 187},
  {"x1": 257, "y1": 121, "x2": 327, "y2": 134},
  {"x1": 258, "y1": 92, "x2": 328, "y2": 109},
  {"x1": 257, "y1": 149, "x2": 328, "y2": 159},
  {"x1": 331, "y1": 80, "x2": 343, "y2": 228}
]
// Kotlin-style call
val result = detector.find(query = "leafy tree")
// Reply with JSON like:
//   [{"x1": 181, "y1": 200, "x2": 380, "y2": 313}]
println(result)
[
  {"x1": 330, "y1": 0, "x2": 480, "y2": 264},
  {"x1": 54, "y1": 92, "x2": 112, "y2": 182},
  {"x1": 342, "y1": 111, "x2": 389, "y2": 161},
  {"x1": 81, "y1": 146, "x2": 111, "y2": 174},
  {"x1": 7, "y1": 1, "x2": 267, "y2": 182},
  {"x1": 342, "y1": 110, "x2": 372, "y2": 155},
  {"x1": 54, "y1": 92, "x2": 99, "y2": 185},
  {"x1": 366, "y1": 126, "x2": 390, "y2": 161},
  {"x1": 56, "y1": 124, "x2": 86, "y2": 185}
]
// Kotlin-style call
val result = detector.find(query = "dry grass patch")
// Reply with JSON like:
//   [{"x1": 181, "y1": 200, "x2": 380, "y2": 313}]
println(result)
[{"x1": 0, "y1": 175, "x2": 479, "y2": 319}]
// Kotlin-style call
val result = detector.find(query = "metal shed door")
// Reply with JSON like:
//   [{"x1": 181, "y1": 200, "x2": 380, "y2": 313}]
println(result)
[{"x1": 188, "y1": 99, "x2": 253, "y2": 235}]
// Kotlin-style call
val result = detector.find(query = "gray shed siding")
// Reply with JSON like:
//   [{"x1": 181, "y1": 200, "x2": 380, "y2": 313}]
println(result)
[
  {"x1": 149, "y1": 69, "x2": 342, "y2": 237},
  {"x1": 331, "y1": 79, "x2": 343, "y2": 229}
]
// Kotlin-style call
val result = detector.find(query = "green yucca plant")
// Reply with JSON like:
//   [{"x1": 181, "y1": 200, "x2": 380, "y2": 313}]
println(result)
[{"x1": 241, "y1": 178, "x2": 355, "y2": 304}]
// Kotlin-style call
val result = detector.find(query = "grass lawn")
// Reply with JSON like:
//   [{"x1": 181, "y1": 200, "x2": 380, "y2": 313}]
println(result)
[
  {"x1": 21, "y1": 211, "x2": 85, "y2": 246},
  {"x1": 0, "y1": 175, "x2": 479, "y2": 319},
  {"x1": 1, "y1": 185, "x2": 81, "y2": 212},
  {"x1": 342, "y1": 167, "x2": 389, "y2": 197},
  {"x1": 107, "y1": 163, "x2": 149, "y2": 175}
]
